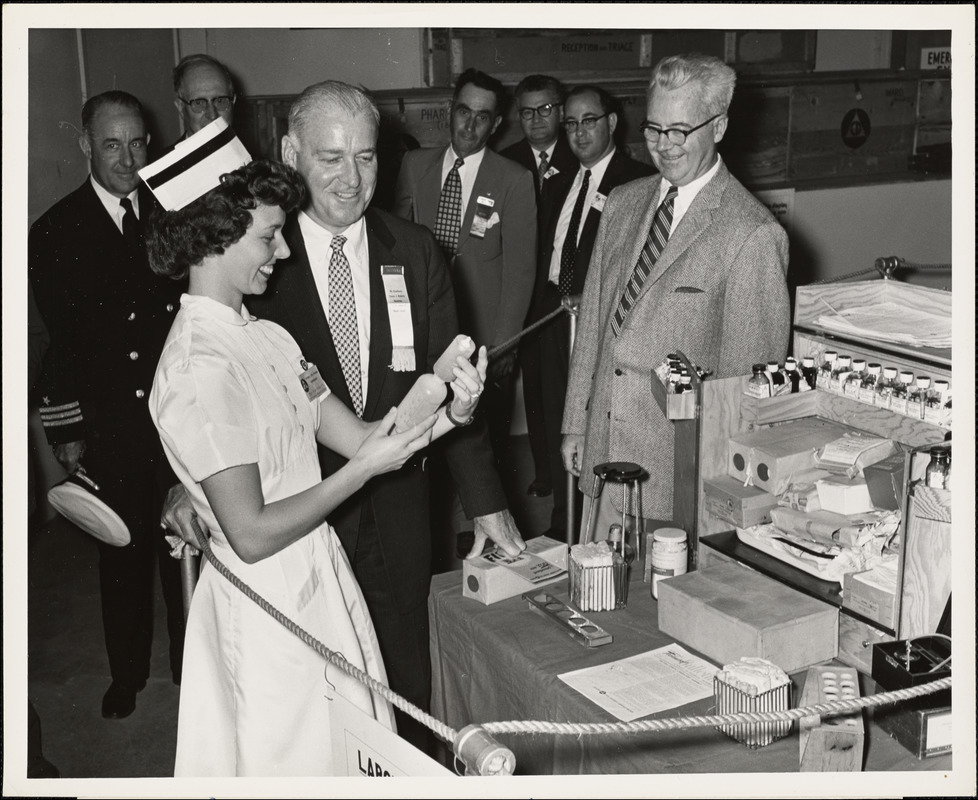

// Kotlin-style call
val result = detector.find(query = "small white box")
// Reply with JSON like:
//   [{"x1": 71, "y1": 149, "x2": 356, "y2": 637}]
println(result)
[
  {"x1": 815, "y1": 476, "x2": 874, "y2": 515},
  {"x1": 462, "y1": 536, "x2": 568, "y2": 605}
]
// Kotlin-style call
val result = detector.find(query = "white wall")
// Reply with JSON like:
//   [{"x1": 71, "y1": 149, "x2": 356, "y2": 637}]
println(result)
[{"x1": 176, "y1": 28, "x2": 425, "y2": 97}]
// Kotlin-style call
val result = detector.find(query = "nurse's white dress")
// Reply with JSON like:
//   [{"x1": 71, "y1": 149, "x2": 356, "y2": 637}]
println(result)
[{"x1": 150, "y1": 294, "x2": 393, "y2": 777}]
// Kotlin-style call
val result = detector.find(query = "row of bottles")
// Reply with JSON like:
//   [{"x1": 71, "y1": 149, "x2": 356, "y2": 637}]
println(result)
[
  {"x1": 745, "y1": 357, "x2": 816, "y2": 399},
  {"x1": 815, "y1": 351, "x2": 951, "y2": 429}
]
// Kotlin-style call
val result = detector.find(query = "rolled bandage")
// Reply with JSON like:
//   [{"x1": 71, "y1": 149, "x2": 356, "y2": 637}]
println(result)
[
  {"x1": 433, "y1": 335, "x2": 476, "y2": 382},
  {"x1": 394, "y1": 374, "x2": 448, "y2": 433}
]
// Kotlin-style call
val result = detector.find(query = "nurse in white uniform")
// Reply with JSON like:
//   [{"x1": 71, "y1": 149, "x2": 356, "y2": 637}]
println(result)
[{"x1": 142, "y1": 130, "x2": 487, "y2": 776}]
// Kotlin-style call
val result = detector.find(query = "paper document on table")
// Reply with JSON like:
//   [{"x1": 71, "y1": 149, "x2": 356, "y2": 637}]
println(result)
[
  {"x1": 558, "y1": 643, "x2": 716, "y2": 722},
  {"x1": 815, "y1": 301, "x2": 951, "y2": 348}
]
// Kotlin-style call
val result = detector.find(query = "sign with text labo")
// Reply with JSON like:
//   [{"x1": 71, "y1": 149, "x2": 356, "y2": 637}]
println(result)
[{"x1": 329, "y1": 689, "x2": 453, "y2": 777}]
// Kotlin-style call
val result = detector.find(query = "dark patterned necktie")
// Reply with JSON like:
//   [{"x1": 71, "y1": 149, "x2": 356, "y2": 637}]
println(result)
[
  {"x1": 557, "y1": 169, "x2": 591, "y2": 296},
  {"x1": 328, "y1": 235, "x2": 363, "y2": 416},
  {"x1": 119, "y1": 197, "x2": 140, "y2": 246},
  {"x1": 611, "y1": 185, "x2": 678, "y2": 336},
  {"x1": 433, "y1": 157, "x2": 464, "y2": 260},
  {"x1": 537, "y1": 150, "x2": 550, "y2": 189}
]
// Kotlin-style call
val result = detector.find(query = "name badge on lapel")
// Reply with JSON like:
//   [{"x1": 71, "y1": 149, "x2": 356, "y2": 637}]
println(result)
[
  {"x1": 469, "y1": 195, "x2": 495, "y2": 239},
  {"x1": 543, "y1": 166, "x2": 559, "y2": 180},
  {"x1": 298, "y1": 359, "x2": 328, "y2": 401},
  {"x1": 381, "y1": 265, "x2": 416, "y2": 371},
  {"x1": 591, "y1": 192, "x2": 608, "y2": 213}
]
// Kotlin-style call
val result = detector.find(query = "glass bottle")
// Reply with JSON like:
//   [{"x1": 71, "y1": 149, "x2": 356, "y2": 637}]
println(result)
[
  {"x1": 844, "y1": 359, "x2": 867, "y2": 399},
  {"x1": 875, "y1": 366, "x2": 898, "y2": 409},
  {"x1": 925, "y1": 446, "x2": 950, "y2": 489},
  {"x1": 906, "y1": 376, "x2": 932, "y2": 420},
  {"x1": 674, "y1": 374, "x2": 693, "y2": 394},
  {"x1": 890, "y1": 370, "x2": 914, "y2": 415},
  {"x1": 746, "y1": 363, "x2": 771, "y2": 399},
  {"x1": 817, "y1": 351, "x2": 838, "y2": 391},
  {"x1": 784, "y1": 358, "x2": 801, "y2": 394},
  {"x1": 801, "y1": 356, "x2": 818, "y2": 391},
  {"x1": 858, "y1": 363, "x2": 882, "y2": 405},
  {"x1": 925, "y1": 380, "x2": 950, "y2": 426},
  {"x1": 607, "y1": 524, "x2": 633, "y2": 609},
  {"x1": 829, "y1": 355, "x2": 852, "y2": 394},
  {"x1": 666, "y1": 368, "x2": 681, "y2": 394},
  {"x1": 650, "y1": 528, "x2": 688, "y2": 600}
]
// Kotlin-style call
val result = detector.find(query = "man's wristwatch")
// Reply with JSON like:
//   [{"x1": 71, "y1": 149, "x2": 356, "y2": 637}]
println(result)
[{"x1": 446, "y1": 403, "x2": 475, "y2": 427}]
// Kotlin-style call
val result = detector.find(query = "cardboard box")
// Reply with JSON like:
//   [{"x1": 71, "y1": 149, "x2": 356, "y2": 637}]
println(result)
[
  {"x1": 874, "y1": 703, "x2": 953, "y2": 759},
  {"x1": 728, "y1": 419, "x2": 850, "y2": 495},
  {"x1": 657, "y1": 562, "x2": 839, "y2": 673},
  {"x1": 843, "y1": 568, "x2": 897, "y2": 629},
  {"x1": 863, "y1": 453, "x2": 906, "y2": 511},
  {"x1": 462, "y1": 536, "x2": 568, "y2": 605},
  {"x1": 815, "y1": 476, "x2": 874, "y2": 515},
  {"x1": 703, "y1": 475, "x2": 780, "y2": 528}
]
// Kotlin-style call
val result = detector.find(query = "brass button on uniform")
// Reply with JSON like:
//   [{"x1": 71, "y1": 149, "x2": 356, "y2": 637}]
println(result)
[
  {"x1": 614, "y1": 368, "x2": 623, "y2": 376},
  {"x1": 129, "y1": 351, "x2": 139, "y2": 360},
  {"x1": 166, "y1": 303, "x2": 175, "y2": 313},
  {"x1": 135, "y1": 389, "x2": 145, "y2": 398},
  {"x1": 128, "y1": 312, "x2": 136, "y2": 321}
]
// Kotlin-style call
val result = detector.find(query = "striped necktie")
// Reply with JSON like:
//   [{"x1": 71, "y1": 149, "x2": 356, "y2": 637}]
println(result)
[
  {"x1": 433, "y1": 157, "x2": 464, "y2": 260},
  {"x1": 328, "y1": 235, "x2": 363, "y2": 416},
  {"x1": 611, "y1": 185, "x2": 678, "y2": 336},
  {"x1": 537, "y1": 150, "x2": 550, "y2": 189}
]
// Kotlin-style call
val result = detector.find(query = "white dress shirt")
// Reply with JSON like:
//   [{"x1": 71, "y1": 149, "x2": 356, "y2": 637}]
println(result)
[
  {"x1": 441, "y1": 145, "x2": 487, "y2": 223},
  {"x1": 548, "y1": 147, "x2": 616, "y2": 284},
  {"x1": 298, "y1": 211, "x2": 372, "y2": 406},
  {"x1": 657, "y1": 155, "x2": 723, "y2": 235},
  {"x1": 90, "y1": 176, "x2": 139, "y2": 234}
]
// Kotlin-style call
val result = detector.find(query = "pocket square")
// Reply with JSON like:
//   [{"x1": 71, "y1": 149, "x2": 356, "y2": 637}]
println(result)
[
  {"x1": 674, "y1": 286, "x2": 704, "y2": 293},
  {"x1": 486, "y1": 211, "x2": 501, "y2": 229}
]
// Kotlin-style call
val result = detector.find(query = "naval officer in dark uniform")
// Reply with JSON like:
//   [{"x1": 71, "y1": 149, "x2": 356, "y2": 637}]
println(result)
[{"x1": 29, "y1": 90, "x2": 186, "y2": 719}]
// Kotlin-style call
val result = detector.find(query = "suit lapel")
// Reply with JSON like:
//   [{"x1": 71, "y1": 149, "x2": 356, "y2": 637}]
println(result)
[
  {"x1": 278, "y1": 217, "x2": 352, "y2": 409},
  {"x1": 457, "y1": 148, "x2": 495, "y2": 251},
  {"x1": 418, "y1": 147, "x2": 446, "y2": 231},
  {"x1": 362, "y1": 213, "x2": 395, "y2": 419}
]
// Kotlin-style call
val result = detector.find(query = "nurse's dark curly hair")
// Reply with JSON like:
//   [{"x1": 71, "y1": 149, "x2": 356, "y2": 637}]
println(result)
[{"x1": 147, "y1": 159, "x2": 305, "y2": 280}]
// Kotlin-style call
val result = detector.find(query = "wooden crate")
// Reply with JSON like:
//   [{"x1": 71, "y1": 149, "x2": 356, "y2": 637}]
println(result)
[{"x1": 657, "y1": 561, "x2": 838, "y2": 673}]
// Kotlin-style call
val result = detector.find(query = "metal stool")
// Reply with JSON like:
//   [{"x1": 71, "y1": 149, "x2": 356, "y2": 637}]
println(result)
[{"x1": 581, "y1": 461, "x2": 648, "y2": 555}]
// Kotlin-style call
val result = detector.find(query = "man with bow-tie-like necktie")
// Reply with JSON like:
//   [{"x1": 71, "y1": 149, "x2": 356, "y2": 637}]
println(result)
[{"x1": 562, "y1": 54, "x2": 790, "y2": 543}]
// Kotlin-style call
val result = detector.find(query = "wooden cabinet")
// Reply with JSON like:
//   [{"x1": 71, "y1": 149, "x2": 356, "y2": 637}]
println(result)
[{"x1": 695, "y1": 281, "x2": 952, "y2": 673}]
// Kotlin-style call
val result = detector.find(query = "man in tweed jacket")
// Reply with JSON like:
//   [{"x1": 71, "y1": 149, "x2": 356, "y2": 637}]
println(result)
[{"x1": 561, "y1": 54, "x2": 790, "y2": 534}]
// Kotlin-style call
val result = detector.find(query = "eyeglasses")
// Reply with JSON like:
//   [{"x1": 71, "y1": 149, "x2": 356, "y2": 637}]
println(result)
[
  {"x1": 179, "y1": 95, "x2": 235, "y2": 115},
  {"x1": 518, "y1": 103, "x2": 559, "y2": 121},
  {"x1": 561, "y1": 113, "x2": 610, "y2": 133},
  {"x1": 639, "y1": 113, "x2": 721, "y2": 146}
]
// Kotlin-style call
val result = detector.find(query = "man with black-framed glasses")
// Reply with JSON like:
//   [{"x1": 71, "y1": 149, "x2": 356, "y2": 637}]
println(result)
[
  {"x1": 500, "y1": 74, "x2": 580, "y2": 502},
  {"x1": 562, "y1": 54, "x2": 790, "y2": 542},
  {"x1": 171, "y1": 53, "x2": 236, "y2": 142}
]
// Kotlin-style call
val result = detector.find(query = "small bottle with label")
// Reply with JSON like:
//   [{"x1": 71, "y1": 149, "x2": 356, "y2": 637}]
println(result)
[
  {"x1": 925, "y1": 446, "x2": 950, "y2": 489},
  {"x1": 817, "y1": 351, "x2": 838, "y2": 390},
  {"x1": 829, "y1": 355, "x2": 852, "y2": 394},
  {"x1": 890, "y1": 370, "x2": 914, "y2": 415},
  {"x1": 784, "y1": 357, "x2": 801, "y2": 394},
  {"x1": 858, "y1": 363, "x2": 882, "y2": 405},
  {"x1": 650, "y1": 528, "x2": 688, "y2": 600},
  {"x1": 607, "y1": 524, "x2": 633, "y2": 609},
  {"x1": 875, "y1": 366, "x2": 898, "y2": 409},
  {"x1": 765, "y1": 361, "x2": 788, "y2": 396},
  {"x1": 674, "y1": 374, "x2": 693, "y2": 394},
  {"x1": 800, "y1": 356, "x2": 818, "y2": 391},
  {"x1": 844, "y1": 359, "x2": 867, "y2": 399},
  {"x1": 906, "y1": 376, "x2": 932, "y2": 420},
  {"x1": 746, "y1": 363, "x2": 772, "y2": 399},
  {"x1": 924, "y1": 380, "x2": 950, "y2": 426}
]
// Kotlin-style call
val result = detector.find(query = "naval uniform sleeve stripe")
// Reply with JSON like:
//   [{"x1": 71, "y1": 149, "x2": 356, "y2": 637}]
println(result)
[
  {"x1": 41, "y1": 416, "x2": 84, "y2": 427},
  {"x1": 40, "y1": 409, "x2": 83, "y2": 423},
  {"x1": 40, "y1": 401, "x2": 80, "y2": 413}
]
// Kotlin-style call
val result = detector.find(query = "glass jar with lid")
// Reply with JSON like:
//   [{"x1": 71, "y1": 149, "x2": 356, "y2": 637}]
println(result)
[
  {"x1": 844, "y1": 359, "x2": 867, "y2": 398},
  {"x1": 858, "y1": 363, "x2": 882, "y2": 405},
  {"x1": 650, "y1": 527, "x2": 688, "y2": 600},
  {"x1": 906, "y1": 376, "x2": 932, "y2": 420}
]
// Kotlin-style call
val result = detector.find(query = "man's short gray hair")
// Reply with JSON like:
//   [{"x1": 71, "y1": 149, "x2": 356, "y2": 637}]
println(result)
[
  {"x1": 647, "y1": 54, "x2": 737, "y2": 117},
  {"x1": 288, "y1": 80, "x2": 381, "y2": 141}
]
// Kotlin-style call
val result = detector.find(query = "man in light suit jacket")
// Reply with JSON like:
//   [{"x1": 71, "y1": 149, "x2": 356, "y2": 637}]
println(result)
[
  {"x1": 246, "y1": 81, "x2": 526, "y2": 753},
  {"x1": 534, "y1": 84, "x2": 655, "y2": 538},
  {"x1": 394, "y1": 68, "x2": 537, "y2": 466},
  {"x1": 500, "y1": 74, "x2": 579, "y2": 500},
  {"x1": 562, "y1": 55, "x2": 790, "y2": 539}
]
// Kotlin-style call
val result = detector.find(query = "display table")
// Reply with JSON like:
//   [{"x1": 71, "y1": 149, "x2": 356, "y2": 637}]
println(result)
[{"x1": 428, "y1": 569, "x2": 952, "y2": 775}]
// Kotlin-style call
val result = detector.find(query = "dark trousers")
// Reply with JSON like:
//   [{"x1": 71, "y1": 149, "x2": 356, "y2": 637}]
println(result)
[
  {"x1": 519, "y1": 331, "x2": 552, "y2": 486},
  {"x1": 88, "y1": 448, "x2": 185, "y2": 687},
  {"x1": 351, "y1": 510, "x2": 434, "y2": 756},
  {"x1": 538, "y1": 287, "x2": 583, "y2": 534},
  {"x1": 481, "y1": 367, "x2": 517, "y2": 468}
]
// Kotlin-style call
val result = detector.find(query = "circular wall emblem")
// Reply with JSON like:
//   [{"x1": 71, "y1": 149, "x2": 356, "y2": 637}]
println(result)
[{"x1": 841, "y1": 109, "x2": 871, "y2": 149}]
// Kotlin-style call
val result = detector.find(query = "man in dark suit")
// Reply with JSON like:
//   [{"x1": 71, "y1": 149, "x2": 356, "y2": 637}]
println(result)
[
  {"x1": 500, "y1": 74, "x2": 579, "y2": 500},
  {"x1": 393, "y1": 68, "x2": 537, "y2": 467},
  {"x1": 29, "y1": 90, "x2": 185, "y2": 719},
  {"x1": 536, "y1": 84, "x2": 655, "y2": 539},
  {"x1": 243, "y1": 80, "x2": 526, "y2": 752},
  {"x1": 172, "y1": 54, "x2": 236, "y2": 139}
]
